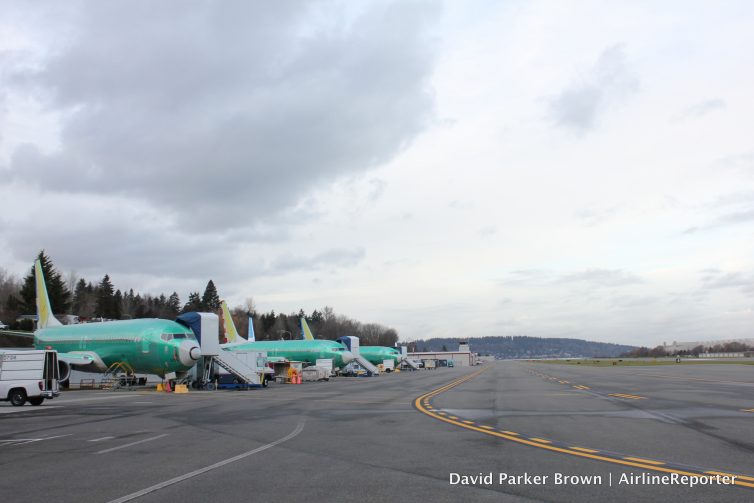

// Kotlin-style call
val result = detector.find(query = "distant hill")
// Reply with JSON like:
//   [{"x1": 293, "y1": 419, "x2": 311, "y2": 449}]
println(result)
[{"x1": 412, "y1": 336, "x2": 636, "y2": 359}]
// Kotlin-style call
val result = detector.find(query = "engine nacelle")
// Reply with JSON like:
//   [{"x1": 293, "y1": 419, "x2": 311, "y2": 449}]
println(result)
[{"x1": 58, "y1": 360, "x2": 71, "y2": 384}]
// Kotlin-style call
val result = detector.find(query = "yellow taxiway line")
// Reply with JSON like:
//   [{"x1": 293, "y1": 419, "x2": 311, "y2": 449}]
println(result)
[{"x1": 415, "y1": 369, "x2": 754, "y2": 490}]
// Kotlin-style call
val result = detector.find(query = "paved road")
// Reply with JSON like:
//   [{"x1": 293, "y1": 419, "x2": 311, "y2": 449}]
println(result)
[{"x1": 1, "y1": 361, "x2": 752, "y2": 502}]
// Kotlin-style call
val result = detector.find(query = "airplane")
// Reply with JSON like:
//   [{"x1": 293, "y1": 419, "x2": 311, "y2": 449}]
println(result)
[
  {"x1": 299, "y1": 317, "x2": 401, "y2": 367},
  {"x1": 220, "y1": 301, "x2": 354, "y2": 368},
  {"x1": 32, "y1": 259, "x2": 202, "y2": 383}
]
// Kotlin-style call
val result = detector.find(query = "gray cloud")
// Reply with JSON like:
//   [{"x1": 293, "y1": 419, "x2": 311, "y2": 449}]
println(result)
[
  {"x1": 498, "y1": 269, "x2": 552, "y2": 287},
  {"x1": 268, "y1": 246, "x2": 365, "y2": 274},
  {"x1": 477, "y1": 225, "x2": 496, "y2": 237},
  {"x1": 700, "y1": 271, "x2": 754, "y2": 296},
  {"x1": 682, "y1": 192, "x2": 754, "y2": 235},
  {"x1": 678, "y1": 98, "x2": 726, "y2": 119},
  {"x1": 557, "y1": 268, "x2": 643, "y2": 288},
  {"x1": 6, "y1": 1, "x2": 440, "y2": 229},
  {"x1": 608, "y1": 294, "x2": 657, "y2": 309},
  {"x1": 547, "y1": 44, "x2": 639, "y2": 134},
  {"x1": 574, "y1": 205, "x2": 622, "y2": 227}
]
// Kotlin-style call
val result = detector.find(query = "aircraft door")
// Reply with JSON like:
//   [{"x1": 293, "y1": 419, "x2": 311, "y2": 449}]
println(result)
[{"x1": 142, "y1": 337, "x2": 150, "y2": 354}]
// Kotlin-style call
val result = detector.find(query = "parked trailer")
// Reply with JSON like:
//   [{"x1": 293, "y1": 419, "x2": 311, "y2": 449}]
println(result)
[{"x1": 0, "y1": 350, "x2": 60, "y2": 406}]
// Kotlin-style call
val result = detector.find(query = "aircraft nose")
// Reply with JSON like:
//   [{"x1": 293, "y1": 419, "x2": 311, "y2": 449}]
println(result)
[
  {"x1": 179, "y1": 341, "x2": 202, "y2": 366},
  {"x1": 341, "y1": 351, "x2": 354, "y2": 364}
]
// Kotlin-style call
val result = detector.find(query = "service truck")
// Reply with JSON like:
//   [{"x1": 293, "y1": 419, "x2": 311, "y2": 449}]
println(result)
[{"x1": 0, "y1": 350, "x2": 60, "y2": 406}]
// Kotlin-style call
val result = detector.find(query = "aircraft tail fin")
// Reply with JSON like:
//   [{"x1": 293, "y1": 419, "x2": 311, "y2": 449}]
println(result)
[
  {"x1": 300, "y1": 317, "x2": 315, "y2": 340},
  {"x1": 35, "y1": 258, "x2": 62, "y2": 329},
  {"x1": 221, "y1": 300, "x2": 245, "y2": 343},
  {"x1": 247, "y1": 313, "x2": 256, "y2": 342}
]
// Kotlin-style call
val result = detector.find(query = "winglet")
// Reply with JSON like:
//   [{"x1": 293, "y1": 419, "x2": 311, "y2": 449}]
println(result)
[
  {"x1": 35, "y1": 258, "x2": 62, "y2": 329},
  {"x1": 300, "y1": 317, "x2": 315, "y2": 340},
  {"x1": 221, "y1": 300, "x2": 245, "y2": 343}
]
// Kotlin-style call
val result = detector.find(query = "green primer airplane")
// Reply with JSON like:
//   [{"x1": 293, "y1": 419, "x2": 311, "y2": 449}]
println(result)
[
  {"x1": 299, "y1": 317, "x2": 401, "y2": 367},
  {"x1": 220, "y1": 301, "x2": 354, "y2": 368},
  {"x1": 33, "y1": 259, "x2": 202, "y2": 381},
  {"x1": 359, "y1": 346, "x2": 402, "y2": 367}
]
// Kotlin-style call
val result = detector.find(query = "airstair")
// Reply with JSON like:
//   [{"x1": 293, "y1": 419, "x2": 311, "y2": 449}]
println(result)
[
  {"x1": 402, "y1": 357, "x2": 420, "y2": 370},
  {"x1": 177, "y1": 312, "x2": 263, "y2": 388},
  {"x1": 354, "y1": 354, "x2": 380, "y2": 376},
  {"x1": 213, "y1": 349, "x2": 261, "y2": 385}
]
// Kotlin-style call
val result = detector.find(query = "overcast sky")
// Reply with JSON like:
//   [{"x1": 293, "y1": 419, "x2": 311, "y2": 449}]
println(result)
[{"x1": 1, "y1": 1, "x2": 753, "y2": 346}]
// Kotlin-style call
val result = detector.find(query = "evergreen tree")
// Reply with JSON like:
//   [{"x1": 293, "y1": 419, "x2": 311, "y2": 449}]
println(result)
[
  {"x1": 201, "y1": 280, "x2": 221, "y2": 311},
  {"x1": 166, "y1": 292, "x2": 181, "y2": 316},
  {"x1": 95, "y1": 274, "x2": 116, "y2": 319},
  {"x1": 113, "y1": 289, "x2": 123, "y2": 320},
  {"x1": 18, "y1": 251, "x2": 71, "y2": 315},
  {"x1": 182, "y1": 292, "x2": 202, "y2": 313}
]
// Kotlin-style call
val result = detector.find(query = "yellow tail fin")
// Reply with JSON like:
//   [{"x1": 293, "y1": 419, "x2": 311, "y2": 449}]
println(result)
[
  {"x1": 221, "y1": 300, "x2": 243, "y2": 343},
  {"x1": 35, "y1": 259, "x2": 62, "y2": 329},
  {"x1": 300, "y1": 318, "x2": 315, "y2": 340}
]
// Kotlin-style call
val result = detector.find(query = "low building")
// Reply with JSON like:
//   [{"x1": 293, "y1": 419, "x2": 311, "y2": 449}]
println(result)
[
  {"x1": 408, "y1": 341, "x2": 479, "y2": 367},
  {"x1": 663, "y1": 338, "x2": 754, "y2": 353}
]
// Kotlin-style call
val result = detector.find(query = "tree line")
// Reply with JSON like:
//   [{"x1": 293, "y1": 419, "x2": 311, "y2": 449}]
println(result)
[
  {"x1": 621, "y1": 341, "x2": 754, "y2": 358},
  {"x1": 0, "y1": 251, "x2": 398, "y2": 346},
  {"x1": 409, "y1": 335, "x2": 637, "y2": 358}
]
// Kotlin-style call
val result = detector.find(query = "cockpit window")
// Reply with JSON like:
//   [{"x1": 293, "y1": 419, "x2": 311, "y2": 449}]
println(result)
[{"x1": 161, "y1": 332, "x2": 196, "y2": 341}]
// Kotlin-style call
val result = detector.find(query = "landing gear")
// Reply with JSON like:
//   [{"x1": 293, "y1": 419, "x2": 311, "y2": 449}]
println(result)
[{"x1": 28, "y1": 397, "x2": 44, "y2": 406}]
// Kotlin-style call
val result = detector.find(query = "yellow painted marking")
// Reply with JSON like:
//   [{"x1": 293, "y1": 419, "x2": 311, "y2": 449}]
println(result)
[
  {"x1": 624, "y1": 457, "x2": 665, "y2": 466},
  {"x1": 609, "y1": 393, "x2": 647, "y2": 400},
  {"x1": 706, "y1": 471, "x2": 754, "y2": 482},
  {"x1": 462, "y1": 420, "x2": 475, "y2": 425},
  {"x1": 480, "y1": 425, "x2": 495, "y2": 430},
  {"x1": 501, "y1": 431, "x2": 519, "y2": 436},
  {"x1": 530, "y1": 438, "x2": 552, "y2": 444},
  {"x1": 437, "y1": 412, "x2": 447, "y2": 416},
  {"x1": 448, "y1": 416, "x2": 459, "y2": 420},
  {"x1": 741, "y1": 409, "x2": 754, "y2": 412},
  {"x1": 571, "y1": 447, "x2": 599, "y2": 453},
  {"x1": 414, "y1": 369, "x2": 754, "y2": 490}
]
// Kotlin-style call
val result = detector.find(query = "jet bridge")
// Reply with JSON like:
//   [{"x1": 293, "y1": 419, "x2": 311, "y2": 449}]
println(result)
[
  {"x1": 176, "y1": 312, "x2": 262, "y2": 387},
  {"x1": 337, "y1": 336, "x2": 379, "y2": 376}
]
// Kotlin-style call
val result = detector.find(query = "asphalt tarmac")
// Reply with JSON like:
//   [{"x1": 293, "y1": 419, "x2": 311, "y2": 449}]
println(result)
[{"x1": 1, "y1": 361, "x2": 753, "y2": 502}]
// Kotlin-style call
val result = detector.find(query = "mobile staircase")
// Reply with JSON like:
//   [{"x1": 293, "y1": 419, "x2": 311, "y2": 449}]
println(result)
[{"x1": 100, "y1": 362, "x2": 137, "y2": 391}]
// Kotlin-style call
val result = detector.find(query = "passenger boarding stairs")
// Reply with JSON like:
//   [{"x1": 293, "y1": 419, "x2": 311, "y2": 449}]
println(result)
[
  {"x1": 206, "y1": 349, "x2": 261, "y2": 385},
  {"x1": 354, "y1": 355, "x2": 380, "y2": 376},
  {"x1": 402, "y1": 357, "x2": 420, "y2": 370}
]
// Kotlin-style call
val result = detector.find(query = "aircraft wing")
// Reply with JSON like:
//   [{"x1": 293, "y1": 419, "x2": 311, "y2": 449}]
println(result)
[
  {"x1": 57, "y1": 352, "x2": 98, "y2": 366},
  {"x1": 266, "y1": 356, "x2": 290, "y2": 363}
]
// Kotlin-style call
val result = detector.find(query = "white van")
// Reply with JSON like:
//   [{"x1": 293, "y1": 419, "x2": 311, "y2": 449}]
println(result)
[{"x1": 0, "y1": 350, "x2": 60, "y2": 406}]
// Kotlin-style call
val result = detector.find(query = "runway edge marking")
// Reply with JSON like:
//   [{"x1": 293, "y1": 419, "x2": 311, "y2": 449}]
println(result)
[{"x1": 413, "y1": 368, "x2": 754, "y2": 490}]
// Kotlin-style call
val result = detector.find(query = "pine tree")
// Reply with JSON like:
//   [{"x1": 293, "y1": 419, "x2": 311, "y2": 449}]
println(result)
[
  {"x1": 95, "y1": 274, "x2": 116, "y2": 319},
  {"x1": 113, "y1": 289, "x2": 123, "y2": 320},
  {"x1": 167, "y1": 292, "x2": 181, "y2": 316},
  {"x1": 18, "y1": 251, "x2": 71, "y2": 315},
  {"x1": 201, "y1": 280, "x2": 221, "y2": 311},
  {"x1": 182, "y1": 292, "x2": 202, "y2": 313}
]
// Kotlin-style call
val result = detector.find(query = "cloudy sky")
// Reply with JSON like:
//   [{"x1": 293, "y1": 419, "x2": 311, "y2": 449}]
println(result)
[{"x1": 1, "y1": 1, "x2": 753, "y2": 346}]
